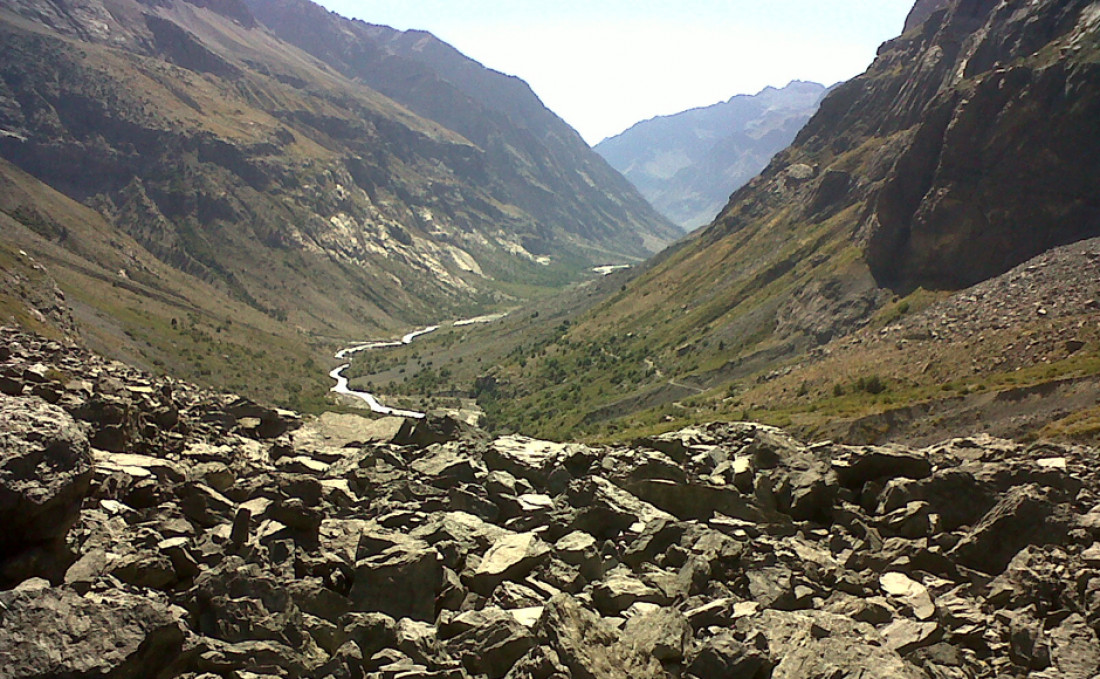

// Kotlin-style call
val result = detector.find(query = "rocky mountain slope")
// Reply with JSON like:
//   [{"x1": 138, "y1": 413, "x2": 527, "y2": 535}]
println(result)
[
  {"x1": 446, "y1": 0, "x2": 1100, "y2": 441},
  {"x1": 595, "y1": 81, "x2": 828, "y2": 230},
  {"x1": 243, "y1": 0, "x2": 679, "y2": 256},
  {"x1": 0, "y1": 0, "x2": 677, "y2": 377},
  {"x1": 0, "y1": 156, "x2": 335, "y2": 408},
  {"x1": 4, "y1": 323, "x2": 1100, "y2": 679}
]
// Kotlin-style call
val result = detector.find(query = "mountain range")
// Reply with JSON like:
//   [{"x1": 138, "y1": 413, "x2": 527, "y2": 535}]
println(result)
[
  {"x1": 0, "y1": 0, "x2": 677, "y2": 404},
  {"x1": 595, "y1": 81, "x2": 829, "y2": 229},
  {"x1": 2, "y1": 0, "x2": 1100, "y2": 447}
]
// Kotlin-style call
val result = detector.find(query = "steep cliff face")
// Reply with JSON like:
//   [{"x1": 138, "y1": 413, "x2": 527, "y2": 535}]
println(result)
[
  {"x1": 860, "y1": 0, "x2": 1100, "y2": 289},
  {"x1": 0, "y1": 0, "x2": 678, "y2": 344},
  {"x1": 612, "y1": 0, "x2": 1100, "y2": 333},
  {"x1": 596, "y1": 82, "x2": 828, "y2": 230}
]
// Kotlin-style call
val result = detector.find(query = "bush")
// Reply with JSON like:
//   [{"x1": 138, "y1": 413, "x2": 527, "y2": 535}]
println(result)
[{"x1": 856, "y1": 375, "x2": 887, "y2": 395}]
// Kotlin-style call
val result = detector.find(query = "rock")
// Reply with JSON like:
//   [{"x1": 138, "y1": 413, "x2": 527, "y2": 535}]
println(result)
[
  {"x1": 1043, "y1": 613, "x2": 1100, "y2": 678},
  {"x1": 634, "y1": 427, "x2": 721, "y2": 463},
  {"x1": 178, "y1": 482, "x2": 237, "y2": 528},
  {"x1": 193, "y1": 557, "x2": 322, "y2": 656},
  {"x1": 787, "y1": 466, "x2": 838, "y2": 522},
  {"x1": 535, "y1": 594, "x2": 662, "y2": 679},
  {"x1": 565, "y1": 476, "x2": 675, "y2": 540},
  {"x1": 747, "y1": 566, "x2": 798, "y2": 610},
  {"x1": 878, "y1": 500, "x2": 936, "y2": 538},
  {"x1": 411, "y1": 446, "x2": 482, "y2": 488},
  {"x1": 592, "y1": 570, "x2": 670, "y2": 615},
  {"x1": 881, "y1": 618, "x2": 943, "y2": 655},
  {"x1": 0, "y1": 587, "x2": 185, "y2": 679},
  {"x1": 1080, "y1": 543, "x2": 1100, "y2": 566},
  {"x1": 1079, "y1": 506, "x2": 1100, "y2": 536},
  {"x1": 225, "y1": 397, "x2": 300, "y2": 439},
  {"x1": 443, "y1": 607, "x2": 536, "y2": 679},
  {"x1": 685, "y1": 631, "x2": 771, "y2": 678},
  {"x1": 394, "y1": 618, "x2": 450, "y2": 670},
  {"x1": 503, "y1": 646, "x2": 571, "y2": 679},
  {"x1": 293, "y1": 412, "x2": 412, "y2": 454},
  {"x1": 485, "y1": 436, "x2": 579, "y2": 488},
  {"x1": 411, "y1": 511, "x2": 514, "y2": 557},
  {"x1": 399, "y1": 412, "x2": 481, "y2": 447},
  {"x1": 350, "y1": 541, "x2": 443, "y2": 622},
  {"x1": 620, "y1": 608, "x2": 691, "y2": 662},
  {"x1": 338, "y1": 612, "x2": 399, "y2": 658},
  {"x1": 0, "y1": 394, "x2": 93, "y2": 580},
  {"x1": 194, "y1": 636, "x2": 311, "y2": 677},
  {"x1": 751, "y1": 609, "x2": 927, "y2": 679},
  {"x1": 623, "y1": 477, "x2": 767, "y2": 522},
  {"x1": 471, "y1": 532, "x2": 552, "y2": 594},
  {"x1": 949, "y1": 484, "x2": 1074, "y2": 574},
  {"x1": 880, "y1": 571, "x2": 936, "y2": 620},
  {"x1": 599, "y1": 447, "x2": 687, "y2": 485},
  {"x1": 94, "y1": 450, "x2": 186, "y2": 485},
  {"x1": 832, "y1": 445, "x2": 932, "y2": 488},
  {"x1": 555, "y1": 530, "x2": 599, "y2": 566}
]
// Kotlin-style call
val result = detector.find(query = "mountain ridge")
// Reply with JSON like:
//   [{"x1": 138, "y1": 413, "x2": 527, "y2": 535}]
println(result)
[{"x1": 596, "y1": 81, "x2": 828, "y2": 229}]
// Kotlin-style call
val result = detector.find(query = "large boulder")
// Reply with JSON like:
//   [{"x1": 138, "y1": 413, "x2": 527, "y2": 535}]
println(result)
[
  {"x1": 0, "y1": 394, "x2": 92, "y2": 583},
  {"x1": 0, "y1": 586, "x2": 185, "y2": 679},
  {"x1": 949, "y1": 484, "x2": 1075, "y2": 574},
  {"x1": 470, "y1": 532, "x2": 551, "y2": 595},
  {"x1": 350, "y1": 541, "x2": 444, "y2": 622},
  {"x1": 535, "y1": 594, "x2": 663, "y2": 679},
  {"x1": 442, "y1": 607, "x2": 536, "y2": 679}
]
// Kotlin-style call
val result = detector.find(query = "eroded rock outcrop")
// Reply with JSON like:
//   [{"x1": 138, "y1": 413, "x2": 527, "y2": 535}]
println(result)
[{"x1": 2, "y1": 324, "x2": 1099, "y2": 679}]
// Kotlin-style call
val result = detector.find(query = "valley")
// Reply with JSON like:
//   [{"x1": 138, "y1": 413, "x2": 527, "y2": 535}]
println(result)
[
  {"x1": 362, "y1": 0, "x2": 1100, "y2": 446},
  {"x1": 2, "y1": 1, "x2": 1100, "y2": 677},
  {"x1": 0, "y1": 0, "x2": 677, "y2": 410}
]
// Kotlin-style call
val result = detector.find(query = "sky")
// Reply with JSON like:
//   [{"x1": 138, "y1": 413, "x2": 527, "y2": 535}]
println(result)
[{"x1": 314, "y1": 1, "x2": 917, "y2": 145}]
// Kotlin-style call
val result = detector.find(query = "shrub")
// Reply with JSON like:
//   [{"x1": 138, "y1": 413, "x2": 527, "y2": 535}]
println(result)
[{"x1": 856, "y1": 375, "x2": 887, "y2": 395}]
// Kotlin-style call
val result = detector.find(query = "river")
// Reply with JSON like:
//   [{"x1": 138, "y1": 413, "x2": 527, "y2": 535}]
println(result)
[{"x1": 329, "y1": 315, "x2": 506, "y2": 418}]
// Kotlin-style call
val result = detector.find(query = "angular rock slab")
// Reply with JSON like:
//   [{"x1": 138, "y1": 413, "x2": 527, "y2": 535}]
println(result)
[
  {"x1": 0, "y1": 586, "x2": 185, "y2": 679},
  {"x1": 350, "y1": 541, "x2": 443, "y2": 622},
  {"x1": 535, "y1": 594, "x2": 662, "y2": 679},
  {"x1": 880, "y1": 571, "x2": 936, "y2": 620},
  {"x1": 0, "y1": 394, "x2": 93, "y2": 552},
  {"x1": 471, "y1": 531, "x2": 550, "y2": 594},
  {"x1": 949, "y1": 484, "x2": 1074, "y2": 574}
]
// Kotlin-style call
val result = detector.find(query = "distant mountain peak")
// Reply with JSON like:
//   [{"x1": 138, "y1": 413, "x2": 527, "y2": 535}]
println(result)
[{"x1": 596, "y1": 81, "x2": 828, "y2": 229}]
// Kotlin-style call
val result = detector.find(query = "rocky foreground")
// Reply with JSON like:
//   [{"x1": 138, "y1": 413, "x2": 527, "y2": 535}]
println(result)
[{"x1": 2, "y1": 326, "x2": 1100, "y2": 679}]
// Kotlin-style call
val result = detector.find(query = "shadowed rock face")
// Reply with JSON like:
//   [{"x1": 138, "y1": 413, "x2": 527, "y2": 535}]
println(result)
[
  {"x1": 904, "y1": 0, "x2": 953, "y2": 32},
  {"x1": 858, "y1": 0, "x2": 1100, "y2": 290},
  {"x1": 2, "y1": 323, "x2": 1100, "y2": 678},
  {"x1": 0, "y1": 394, "x2": 92, "y2": 584}
]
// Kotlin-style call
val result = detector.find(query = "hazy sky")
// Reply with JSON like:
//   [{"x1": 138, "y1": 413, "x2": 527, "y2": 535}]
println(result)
[{"x1": 314, "y1": 1, "x2": 916, "y2": 144}]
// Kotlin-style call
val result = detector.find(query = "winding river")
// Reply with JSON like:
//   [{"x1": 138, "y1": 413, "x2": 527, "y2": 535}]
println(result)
[{"x1": 329, "y1": 314, "x2": 508, "y2": 419}]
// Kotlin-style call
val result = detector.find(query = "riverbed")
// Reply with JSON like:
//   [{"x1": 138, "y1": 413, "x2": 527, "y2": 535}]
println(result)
[{"x1": 329, "y1": 315, "x2": 505, "y2": 418}]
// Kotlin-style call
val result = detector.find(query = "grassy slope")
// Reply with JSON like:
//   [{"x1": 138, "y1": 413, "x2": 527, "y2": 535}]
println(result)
[{"x1": 0, "y1": 158, "x2": 332, "y2": 410}]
